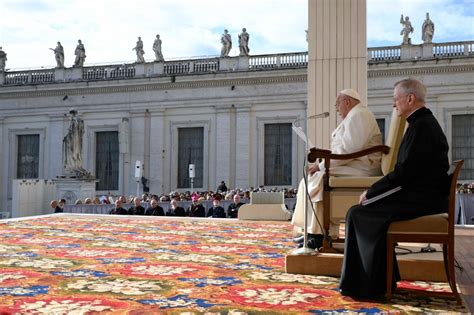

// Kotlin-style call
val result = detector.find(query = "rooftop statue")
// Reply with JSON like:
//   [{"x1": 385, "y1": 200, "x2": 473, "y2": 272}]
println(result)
[
  {"x1": 0, "y1": 47, "x2": 7, "y2": 72},
  {"x1": 50, "y1": 41, "x2": 64, "y2": 68},
  {"x1": 400, "y1": 14, "x2": 414, "y2": 45},
  {"x1": 220, "y1": 29, "x2": 232, "y2": 57},
  {"x1": 422, "y1": 12, "x2": 435, "y2": 43},
  {"x1": 238, "y1": 28, "x2": 250, "y2": 56},
  {"x1": 153, "y1": 34, "x2": 164, "y2": 62},
  {"x1": 74, "y1": 40, "x2": 86, "y2": 67},
  {"x1": 133, "y1": 36, "x2": 145, "y2": 63},
  {"x1": 63, "y1": 109, "x2": 91, "y2": 178}
]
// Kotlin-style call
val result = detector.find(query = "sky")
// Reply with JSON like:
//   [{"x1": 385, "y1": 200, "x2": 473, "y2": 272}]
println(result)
[{"x1": 1, "y1": 0, "x2": 473, "y2": 70}]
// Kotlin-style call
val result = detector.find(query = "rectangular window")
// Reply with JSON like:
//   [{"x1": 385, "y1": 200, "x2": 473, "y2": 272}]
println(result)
[
  {"x1": 178, "y1": 127, "x2": 204, "y2": 188},
  {"x1": 376, "y1": 118, "x2": 386, "y2": 144},
  {"x1": 96, "y1": 131, "x2": 119, "y2": 190},
  {"x1": 264, "y1": 123, "x2": 292, "y2": 185},
  {"x1": 17, "y1": 134, "x2": 39, "y2": 178},
  {"x1": 452, "y1": 114, "x2": 474, "y2": 180}
]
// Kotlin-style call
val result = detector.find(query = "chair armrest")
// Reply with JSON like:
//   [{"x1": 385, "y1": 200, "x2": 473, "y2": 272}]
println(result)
[{"x1": 308, "y1": 145, "x2": 390, "y2": 163}]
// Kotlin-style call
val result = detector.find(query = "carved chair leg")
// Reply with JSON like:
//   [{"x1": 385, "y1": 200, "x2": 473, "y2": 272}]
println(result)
[{"x1": 445, "y1": 243, "x2": 462, "y2": 304}]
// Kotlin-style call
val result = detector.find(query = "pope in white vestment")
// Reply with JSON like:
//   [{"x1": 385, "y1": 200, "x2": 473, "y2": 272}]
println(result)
[{"x1": 291, "y1": 89, "x2": 383, "y2": 238}]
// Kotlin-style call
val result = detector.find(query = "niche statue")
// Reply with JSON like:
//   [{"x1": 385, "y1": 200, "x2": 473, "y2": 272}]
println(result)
[{"x1": 63, "y1": 109, "x2": 91, "y2": 178}]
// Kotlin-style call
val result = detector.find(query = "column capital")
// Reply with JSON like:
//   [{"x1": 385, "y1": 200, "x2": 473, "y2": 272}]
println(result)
[
  {"x1": 235, "y1": 104, "x2": 252, "y2": 112},
  {"x1": 215, "y1": 104, "x2": 233, "y2": 113}
]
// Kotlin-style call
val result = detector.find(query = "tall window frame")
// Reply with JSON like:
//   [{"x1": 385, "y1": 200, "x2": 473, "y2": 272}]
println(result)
[
  {"x1": 451, "y1": 114, "x2": 474, "y2": 180},
  {"x1": 170, "y1": 121, "x2": 210, "y2": 191},
  {"x1": 16, "y1": 134, "x2": 40, "y2": 179},
  {"x1": 177, "y1": 127, "x2": 204, "y2": 189},
  {"x1": 95, "y1": 131, "x2": 119, "y2": 191},
  {"x1": 264, "y1": 123, "x2": 293, "y2": 186}
]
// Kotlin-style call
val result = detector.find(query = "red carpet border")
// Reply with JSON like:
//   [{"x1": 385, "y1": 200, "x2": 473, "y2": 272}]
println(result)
[{"x1": 0, "y1": 215, "x2": 467, "y2": 314}]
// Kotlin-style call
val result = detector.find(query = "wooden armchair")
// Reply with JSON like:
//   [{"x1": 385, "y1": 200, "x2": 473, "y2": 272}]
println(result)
[
  {"x1": 308, "y1": 109, "x2": 407, "y2": 251},
  {"x1": 386, "y1": 160, "x2": 463, "y2": 304}
]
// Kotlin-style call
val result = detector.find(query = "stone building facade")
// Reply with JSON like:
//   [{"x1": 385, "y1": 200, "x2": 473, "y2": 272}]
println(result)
[{"x1": 0, "y1": 42, "x2": 473, "y2": 213}]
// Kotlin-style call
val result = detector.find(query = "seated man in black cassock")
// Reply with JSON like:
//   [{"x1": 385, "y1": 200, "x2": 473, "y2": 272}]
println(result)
[
  {"x1": 109, "y1": 200, "x2": 128, "y2": 215},
  {"x1": 166, "y1": 199, "x2": 186, "y2": 217},
  {"x1": 339, "y1": 78, "x2": 450, "y2": 299},
  {"x1": 207, "y1": 195, "x2": 226, "y2": 218},
  {"x1": 128, "y1": 197, "x2": 145, "y2": 215},
  {"x1": 145, "y1": 199, "x2": 165, "y2": 216},
  {"x1": 50, "y1": 200, "x2": 63, "y2": 213},
  {"x1": 227, "y1": 194, "x2": 245, "y2": 218},
  {"x1": 187, "y1": 194, "x2": 206, "y2": 217}
]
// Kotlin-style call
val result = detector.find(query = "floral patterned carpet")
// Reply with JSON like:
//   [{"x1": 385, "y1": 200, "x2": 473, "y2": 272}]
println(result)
[{"x1": 0, "y1": 214, "x2": 467, "y2": 314}]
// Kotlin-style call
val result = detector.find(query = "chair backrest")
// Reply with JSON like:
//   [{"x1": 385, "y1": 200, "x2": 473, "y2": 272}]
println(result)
[
  {"x1": 448, "y1": 160, "x2": 464, "y2": 231},
  {"x1": 250, "y1": 192, "x2": 284, "y2": 205},
  {"x1": 381, "y1": 109, "x2": 407, "y2": 175}
]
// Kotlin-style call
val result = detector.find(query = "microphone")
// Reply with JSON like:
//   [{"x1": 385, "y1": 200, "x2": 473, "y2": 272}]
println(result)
[
  {"x1": 308, "y1": 112, "x2": 330, "y2": 119},
  {"x1": 293, "y1": 112, "x2": 329, "y2": 125}
]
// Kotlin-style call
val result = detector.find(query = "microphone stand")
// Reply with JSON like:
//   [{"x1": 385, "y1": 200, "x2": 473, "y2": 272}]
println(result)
[{"x1": 291, "y1": 118, "x2": 316, "y2": 255}]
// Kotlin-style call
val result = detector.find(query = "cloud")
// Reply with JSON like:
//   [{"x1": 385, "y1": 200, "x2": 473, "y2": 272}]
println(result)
[
  {"x1": 367, "y1": 0, "x2": 474, "y2": 46},
  {"x1": 0, "y1": 0, "x2": 472, "y2": 69}
]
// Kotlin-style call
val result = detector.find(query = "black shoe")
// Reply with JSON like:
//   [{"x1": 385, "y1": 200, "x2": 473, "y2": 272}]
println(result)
[{"x1": 307, "y1": 234, "x2": 324, "y2": 249}]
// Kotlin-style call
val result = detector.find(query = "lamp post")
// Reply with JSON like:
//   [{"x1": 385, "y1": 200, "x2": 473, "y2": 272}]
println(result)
[{"x1": 189, "y1": 164, "x2": 195, "y2": 193}]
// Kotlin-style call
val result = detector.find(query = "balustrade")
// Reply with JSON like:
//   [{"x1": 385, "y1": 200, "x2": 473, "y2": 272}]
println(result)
[
  {"x1": 249, "y1": 52, "x2": 308, "y2": 70},
  {"x1": 433, "y1": 41, "x2": 473, "y2": 57},
  {"x1": 1, "y1": 41, "x2": 472, "y2": 86},
  {"x1": 368, "y1": 46, "x2": 401, "y2": 61},
  {"x1": 4, "y1": 69, "x2": 54, "y2": 85}
]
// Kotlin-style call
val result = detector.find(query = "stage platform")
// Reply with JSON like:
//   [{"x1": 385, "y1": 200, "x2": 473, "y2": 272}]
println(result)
[{"x1": 286, "y1": 244, "x2": 448, "y2": 282}]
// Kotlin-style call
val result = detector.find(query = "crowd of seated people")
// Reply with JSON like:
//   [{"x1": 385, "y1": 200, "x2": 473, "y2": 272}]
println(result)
[{"x1": 52, "y1": 185, "x2": 298, "y2": 218}]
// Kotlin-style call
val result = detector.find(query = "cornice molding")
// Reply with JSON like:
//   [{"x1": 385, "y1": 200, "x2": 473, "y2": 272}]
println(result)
[
  {"x1": 368, "y1": 64, "x2": 474, "y2": 78},
  {"x1": 1, "y1": 61, "x2": 473, "y2": 98},
  {"x1": 0, "y1": 74, "x2": 307, "y2": 99}
]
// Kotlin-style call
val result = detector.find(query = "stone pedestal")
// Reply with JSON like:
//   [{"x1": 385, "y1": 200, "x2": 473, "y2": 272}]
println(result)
[
  {"x1": 219, "y1": 57, "x2": 239, "y2": 71},
  {"x1": 53, "y1": 178, "x2": 98, "y2": 204},
  {"x1": 153, "y1": 62, "x2": 164, "y2": 75},
  {"x1": 135, "y1": 63, "x2": 145, "y2": 76},
  {"x1": 65, "y1": 67, "x2": 83, "y2": 81},
  {"x1": 12, "y1": 179, "x2": 56, "y2": 218},
  {"x1": 0, "y1": 71, "x2": 4, "y2": 85},
  {"x1": 422, "y1": 43, "x2": 434, "y2": 58},
  {"x1": 55, "y1": 68, "x2": 65, "y2": 81}
]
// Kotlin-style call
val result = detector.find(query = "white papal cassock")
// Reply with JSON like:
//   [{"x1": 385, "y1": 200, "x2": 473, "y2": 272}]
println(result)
[{"x1": 291, "y1": 103, "x2": 383, "y2": 236}]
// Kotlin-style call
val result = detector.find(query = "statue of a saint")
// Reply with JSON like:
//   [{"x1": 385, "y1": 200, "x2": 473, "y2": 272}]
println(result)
[
  {"x1": 74, "y1": 40, "x2": 86, "y2": 67},
  {"x1": 422, "y1": 12, "x2": 435, "y2": 43},
  {"x1": 133, "y1": 36, "x2": 145, "y2": 63},
  {"x1": 63, "y1": 109, "x2": 89, "y2": 177},
  {"x1": 152, "y1": 34, "x2": 164, "y2": 62},
  {"x1": 400, "y1": 14, "x2": 414, "y2": 45},
  {"x1": 220, "y1": 29, "x2": 232, "y2": 57},
  {"x1": 238, "y1": 28, "x2": 250, "y2": 56},
  {"x1": 50, "y1": 41, "x2": 64, "y2": 68},
  {"x1": 0, "y1": 47, "x2": 7, "y2": 72}
]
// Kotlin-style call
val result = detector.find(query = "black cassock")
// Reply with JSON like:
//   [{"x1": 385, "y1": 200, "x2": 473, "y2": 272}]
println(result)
[{"x1": 339, "y1": 107, "x2": 450, "y2": 298}]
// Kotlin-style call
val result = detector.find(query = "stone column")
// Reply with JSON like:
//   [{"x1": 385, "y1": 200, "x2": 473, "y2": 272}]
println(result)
[
  {"x1": 235, "y1": 104, "x2": 251, "y2": 188},
  {"x1": 119, "y1": 117, "x2": 130, "y2": 195},
  {"x1": 0, "y1": 118, "x2": 6, "y2": 214},
  {"x1": 149, "y1": 109, "x2": 165, "y2": 195},
  {"x1": 307, "y1": 0, "x2": 367, "y2": 148},
  {"x1": 48, "y1": 113, "x2": 64, "y2": 178},
  {"x1": 129, "y1": 110, "x2": 147, "y2": 196},
  {"x1": 215, "y1": 105, "x2": 232, "y2": 189}
]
